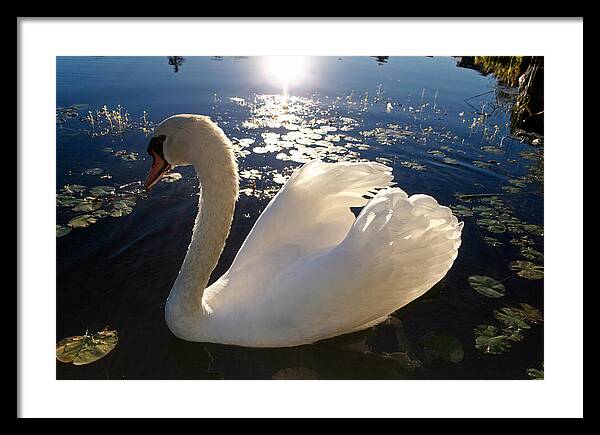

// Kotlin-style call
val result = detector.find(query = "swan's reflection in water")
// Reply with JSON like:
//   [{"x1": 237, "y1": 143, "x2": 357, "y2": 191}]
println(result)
[{"x1": 164, "y1": 318, "x2": 421, "y2": 380}]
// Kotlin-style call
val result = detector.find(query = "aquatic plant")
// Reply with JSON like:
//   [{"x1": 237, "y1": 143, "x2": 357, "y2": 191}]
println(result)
[
  {"x1": 474, "y1": 325, "x2": 512, "y2": 354},
  {"x1": 468, "y1": 275, "x2": 506, "y2": 298},
  {"x1": 509, "y1": 260, "x2": 544, "y2": 280},
  {"x1": 271, "y1": 367, "x2": 320, "y2": 380},
  {"x1": 527, "y1": 365, "x2": 544, "y2": 380},
  {"x1": 56, "y1": 327, "x2": 118, "y2": 365},
  {"x1": 474, "y1": 57, "x2": 526, "y2": 87},
  {"x1": 421, "y1": 334, "x2": 464, "y2": 363}
]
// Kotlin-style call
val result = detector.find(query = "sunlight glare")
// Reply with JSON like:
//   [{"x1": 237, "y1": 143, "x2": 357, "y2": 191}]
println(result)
[{"x1": 263, "y1": 56, "x2": 308, "y2": 96}]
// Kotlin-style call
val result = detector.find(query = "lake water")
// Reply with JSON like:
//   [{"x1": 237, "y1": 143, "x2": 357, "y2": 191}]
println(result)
[{"x1": 56, "y1": 56, "x2": 544, "y2": 379}]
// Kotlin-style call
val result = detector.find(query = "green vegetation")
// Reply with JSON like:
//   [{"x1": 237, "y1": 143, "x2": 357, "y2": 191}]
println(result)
[
  {"x1": 56, "y1": 327, "x2": 118, "y2": 365},
  {"x1": 473, "y1": 56, "x2": 544, "y2": 135},
  {"x1": 474, "y1": 56, "x2": 527, "y2": 87}
]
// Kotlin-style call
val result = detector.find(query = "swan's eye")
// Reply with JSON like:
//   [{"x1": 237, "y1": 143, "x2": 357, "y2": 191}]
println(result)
[
  {"x1": 147, "y1": 134, "x2": 167, "y2": 158},
  {"x1": 144, "y1": 134, "x2": 171, "y2": 190}
]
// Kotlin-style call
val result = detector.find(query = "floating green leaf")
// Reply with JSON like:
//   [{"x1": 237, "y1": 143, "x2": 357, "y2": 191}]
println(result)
[
  {"x1": 482, "y1": 236, "x2": 502, "y2": 247},
  {"x1": 271, "y1": 367, "x2": 320, "y2": 380},
  {"x1": 56, "y1": 327, "x2": 118, "y2": 365},
  {"x1": 84, "y1": 167, "x2": 104, "y2": 176},
  {"x1": 428, "y1": 150, "x2": 445, "y2": 157},
  {"x1": 502, "y1": 185, "x2": 521, "y2": 193},
  {"x1": 481, "y1": 146, "x2": 503, "y2": 154},
  {"x1": 89, "y1": 186, "x2": 116, "y2": 197},
  {"x1": 114, "y1": 150, "x2": 139, "y2": 161},
  {"x1": 62, "y1": 184, "x2": 86, "y2": 194},
  {"x1": 524, "y1": 224, "x2": 544, "y2": 237},
  {"x1": 476, "y1": 218, "x2": 506, "y2": 234},
  {"x1": 474, "y1": 325, "x2": 512, "y2": 354},
  {"x1": 72, "y1": 198, "x2": 103, "y2": 212},
  {"x1": 451, "y1": 205, "x2": 473, "y2": 217},
  {"x1": 516, "y1": 303, "x2": 543, "y2": 323},
  {"x1": 93, "y1": 209, "x2": 110, "y2": 219},
  {"x1": 57, "y1": 196, "x2": 81, "y2": 208},
  {"x1": 473, "y1": 160, "x2": 492, "y2": 169},
  {"x1": 527, "y1": 366, "x2": 544, "y2": 380},
  {"x1": 505, "y1": 330, "x2": 524, "y2": 342},
  {"x1": 443, "y1": 157, "x2": 459, "y2": 165},
  {"x1": 68, "y1": 214, "x2": 98, "y2": 228},
  {"x1": 56, "y1": 225, "x2": 72, "y2": 238},
  {"x1": 520, "y1": 247, "x2": 543, "y2": 261},
  {"x1": 468, "y1": 275, "x2": 506, "y2": 298},
  {"x1": 510, "y1": 260, "x2": 544, "y2": 280},
  {"x1": 509, "y1": 178, "x2": 527, "y2": 187},
  {"x1": 494, "y1": 307, "x2": 531, "y2": 331},
  {"x1": 421, "y1": 334, "x2": 464, "y2": 363},
  {"x1": 109, "y1": 198, "x2": 135, "y2": 217}
]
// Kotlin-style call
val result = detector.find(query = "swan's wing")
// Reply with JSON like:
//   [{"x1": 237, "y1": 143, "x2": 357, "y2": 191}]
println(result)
[
  {"x1": 257, "y1": 187, "x2": 464, "y2": 346},
  {"x1": 227, "y1": 160, "x2": 394, "y2": 276}
]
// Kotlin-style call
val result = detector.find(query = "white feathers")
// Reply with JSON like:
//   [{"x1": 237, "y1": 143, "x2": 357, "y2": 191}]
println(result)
[{"x1": 159, "y1": 115, "x2": 463, "y2": 347}]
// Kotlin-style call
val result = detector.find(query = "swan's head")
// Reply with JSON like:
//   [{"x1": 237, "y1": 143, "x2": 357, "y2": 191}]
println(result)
[
  {"x1": 143, "y1": 114, "x2": 238, "y2": 190},
  {"x1": 144, "y1": 134, "x2": 171, "y2": 189}
]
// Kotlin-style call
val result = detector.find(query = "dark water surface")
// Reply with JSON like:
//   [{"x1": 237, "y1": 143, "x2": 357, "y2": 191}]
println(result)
[{"x1": 56, "y1": 56, "x2": 543, "y2": 379}]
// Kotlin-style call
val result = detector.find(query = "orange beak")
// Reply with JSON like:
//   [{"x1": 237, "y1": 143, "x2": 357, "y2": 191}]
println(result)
[{"x1": 144, "y1": 149, "x2": 171, "y2": 190}]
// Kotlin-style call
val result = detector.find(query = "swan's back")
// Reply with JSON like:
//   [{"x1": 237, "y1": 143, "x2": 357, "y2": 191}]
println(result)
[{"x1": 201, "y1": 161, "x2": 463, "y2": 347}]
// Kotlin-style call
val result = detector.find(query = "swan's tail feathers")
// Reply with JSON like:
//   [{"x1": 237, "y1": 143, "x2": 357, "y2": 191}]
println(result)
[{"x1": 341, "y1": 187, "x2": 463, "y2": 313}]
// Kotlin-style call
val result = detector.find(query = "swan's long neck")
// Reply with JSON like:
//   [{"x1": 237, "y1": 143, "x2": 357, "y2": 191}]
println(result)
[{"x1": 165, "y1": 126, "x2": 238, "y2": 324}]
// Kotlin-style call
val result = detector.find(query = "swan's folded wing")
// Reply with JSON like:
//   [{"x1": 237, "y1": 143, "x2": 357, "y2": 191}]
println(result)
[
  {"x1": 260, "y1": 187, "x2": 464, "y2": 346},
  {"x1": 228, "y1": 160, "x2": 394, "y2": 276}
]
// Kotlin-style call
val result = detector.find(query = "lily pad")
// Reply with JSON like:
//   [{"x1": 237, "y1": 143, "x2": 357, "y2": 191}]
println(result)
[
  {"x1": 93, "y1": 209, "x2": 110, "y2": 219},
  {"x1": 474, "y1": 325, "x2": 512, "y2": 354},
  {"x1": 494, "y1": 307, "x2": 531, "y2": 331},
  {"x1": 271, "y1": 367, "x2": 320, "y2": 380},
  {"x1": 516, "y1": 303, "x2": 543, "y2": 323},
  {"x1": 509, "y1": 260, "x2": 544, "y2": 280},
  {"x1": 482, "y1": 236, "x2": 502, "y2": 247},
  {"x1": 505, "y1": 330, "x2": 524, "y2": 342},
  {"x1": 421, "y1": 334, "x2": 464, "y2": 363},
  {"x1": 524, "y1": 224, "x2": 544, "y2": 237},
  {"x1": 56, "y1": 225, "x2": 72, "y2": 237},
  {"x1": 468, "y1": 275, "x2": 506, "y2": 298},
  {"x1": 72, "y1": 198, "x2": 103, "y2": 212},
  {"x1": 62, "y1": 184, "x2": 86, "y2": 194},
  {"x1": 114, "y1": 150, "x2": 139, "y2": 161},
  {"x1": 509, "y1": 178, "x2": 527, "y2": 187},
  {"x1": 68, "y1": 214, "x2": 98, "y2": 228},
  {"x1": 89, "y1": 186, "x2": 116, "y2": 197},
  {"x1": 56, "y1": 194, "x2": 83, "y2": 207},
  {"x1": 481, "y1": 146, "x2": 503, "y2": 154},
  {"x1": 473, "y1": 160, "x2": 492, "y2": 169},
  {"x1": 527, "y1": 366, "x2": 544, "y2": 380},
  {"x1": 476, "y1": 218, "x2": 506, "y2": 234},
  {"x1": 110, "y1": 199, "x2": 135, "y2": 217},
  {"x1": 442, "y1": 157, "x2": 459, "y2": 165},
  {"x1": 428, "y1": 150, "x2": 445, "y2": 157},
  {"x1": 502, "y1": 185, "x2": 521, "y2": 193},
  {"x1": 520, "y1": 247, "x2": 544, "y2": 261},
  {"x1": 84, "y1": 167, "x2": 104, "y2": 176},
  {"x1": 451, "y1": 205, "x2": 473, "y2": 217},
  {"x1": 56, "y1": 327, "x2": 118, "y2": 365}
]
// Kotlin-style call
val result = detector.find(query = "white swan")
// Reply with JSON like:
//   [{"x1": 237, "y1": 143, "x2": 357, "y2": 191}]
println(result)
[{"x1": 144, "y1": 114, "x2": 463, "y2": 348}]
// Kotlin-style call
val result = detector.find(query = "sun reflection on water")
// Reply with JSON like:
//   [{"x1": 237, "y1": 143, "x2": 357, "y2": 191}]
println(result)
[{"x1": 263, "y1": 56, "x2": 308, "y2": 96}]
